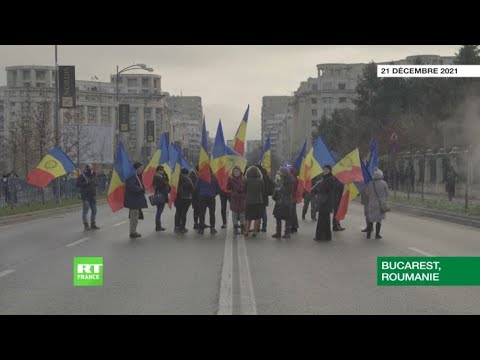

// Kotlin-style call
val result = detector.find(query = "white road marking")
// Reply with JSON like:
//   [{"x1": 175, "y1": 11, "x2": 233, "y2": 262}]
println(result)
[
  {"x1": 0, "y1": 225, "x2": 12, "y2": 229},
  {"x1": 66, "y1": 237, "x2": 90, "y2": 247},
  {"x1": 237, "y1": 236, "x2": 257, "y2": 315},
  {"x1": 112, "y1": 221, "x2": 127, "y2": 227},
  {"x1": 0, "y1": 269, "x2": 15, "y2": 278},
  {"x1": 217, "y1": 231, "x2": 234, "y2": 315},
  {"x1": 408, "y1": 247, "x2": 435, "y2": 257}
]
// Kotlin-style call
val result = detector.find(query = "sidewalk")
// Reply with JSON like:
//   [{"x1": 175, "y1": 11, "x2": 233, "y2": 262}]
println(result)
[{"x1": 391, "y1": 190, "x2": 480, "y2": 205}]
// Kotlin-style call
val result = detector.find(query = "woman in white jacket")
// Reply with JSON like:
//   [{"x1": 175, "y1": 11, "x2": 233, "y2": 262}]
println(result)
[{"x1": 365, "y1": 168, "x2": 389, "y2": 239}]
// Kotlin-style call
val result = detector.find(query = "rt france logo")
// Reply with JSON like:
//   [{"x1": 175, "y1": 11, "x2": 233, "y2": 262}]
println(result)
[{"x1": 74, "y1": 257, "x2": 103, "y2": 287}]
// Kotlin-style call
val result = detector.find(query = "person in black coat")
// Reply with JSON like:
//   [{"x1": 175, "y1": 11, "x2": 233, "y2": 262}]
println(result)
[
  {"x1": 152, "y1": 165, "x2": 170, "y2": 231},
  {"x1": 313, "y1": 165, "x2": 335, "y2": 241},
  {"x1": 175, "y1": 169, "x2": 196, "y2": 233},
  {"x1": 256, "y1": 165, "x2": 273, "y2": 232},
  {"x1": 125, "y1": 162, "x2": 148, "y2": 238},
  {"x1": 332, "y1": 177, "x2": 346, "y2": 231},
  {"x1": 272, "y1": 167, "x2": 295, "y2": 238},
  {"x1": 190, "y1": 166, "x2": 200, "y2": 229}
]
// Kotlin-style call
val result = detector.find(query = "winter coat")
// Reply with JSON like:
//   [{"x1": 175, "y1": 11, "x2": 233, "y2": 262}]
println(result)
[
  {"x1": 366, "y1": 179, "x2": 389, "y2": 222},
  {"x1": 258, "y1": 166, "x2": 273, "y2": 206},
  {"x1": 125, "y1": 173, "x2": 148, "y2": 209},
  {"x1": 76, "y1": 173, "x2": 97, "y2": 201},
  {"x1": 227, "y1": 172, "x2": 246, "y2": 213},
  {"x1": 332, "y1": 177, "x2": 344, "y2": 211},
  {"x1": 245, "y1": 167, "x2": 264, "y2": 205},
  {"x1": 177, "y1": 173, "x2": 195, "y2": 200},
  {"x1": 273, "y1": 173, "x2": 295, "y2": 219},
  {"x1": 312, "y1": 173, "x2": 335, "y2": 214},
  {"x1": 152, "y1": 171, "x2": 170, "y2": 201}
]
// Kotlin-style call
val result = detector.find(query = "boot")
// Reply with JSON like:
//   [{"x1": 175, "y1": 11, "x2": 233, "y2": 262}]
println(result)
[
  {"x1": 84, "y1": 223, "x2": 90, "y2": 231},
  {"x1": 130, "y1": 232, "x2": 141, "y2": 238},
  {"x1": 90, "y1": 223, "x2": 100, "y2": 230},
  {"x1": 282, "y1": 229, "x2": 291, "y2": 239},
  {"x1": 272, "y1": 223, "x2": 281, "y2": 238},
  {"x1": 159, "y1": 222, "x2": 166, "y2": 231},
  {"x1": 375, "y1": 222, "x2": 382, "y2": 239},
  {"x1": 366, "y1": 222, "x2": 373, "y2": 239},
  {"x1": 155, "y1": 221, "x2": 161, "y2": 232}
]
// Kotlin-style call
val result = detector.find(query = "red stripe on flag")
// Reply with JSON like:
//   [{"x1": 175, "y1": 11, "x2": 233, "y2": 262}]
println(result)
[
  {"x1": 107, "y1": 185, "x2": 126, "y2": 212},
  {"x1": 296, "y1": 177, "x2": 304, "y2": 203},
  {"x1": 233, "y1": 139, "x2": 245, "y2": 157},
  {"x1": 198, "y1": 165, "x2": 211, "y2": 183},
  {"x1": 335, "y1": 189, "x2": 350, "y2": 221},
  {"x1": 26, "y1": 168, "x2": 56, "y2": 188},
  {"x1": 143, "y1": 167, "x2": 156, "y2": 193},
  {"x1": 335, "y1": 166, "x2": 363, "y2": 184},
  {"x1": 168, "y1": 187, "x2": 177, "y2": 209},
  {"x1": 215, "y1": 166, "x2": 228, "y2": 192}
]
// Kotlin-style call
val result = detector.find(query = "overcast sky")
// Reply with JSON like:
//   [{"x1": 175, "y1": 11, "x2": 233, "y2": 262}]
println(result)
[{"x1": 0, "y1": 45, "x2": 459, "y2": 140}]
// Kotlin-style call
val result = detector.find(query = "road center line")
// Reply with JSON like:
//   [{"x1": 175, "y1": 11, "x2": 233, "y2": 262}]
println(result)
[
  {"x1": 217, "y1": 230, "x2": 233, "y2": 315},
  {"x1": 66, "y1": 237, "x2": 90, "y2": 247},
  {"x1": 408, "y1": 247, "x2": 435, "y2": 257},
  {"x1": 0, "y1": 269, "x2": 15, "y2": 278},
  {"x1": 237, "y1": 236, "x2": 257, "y2": 315}
]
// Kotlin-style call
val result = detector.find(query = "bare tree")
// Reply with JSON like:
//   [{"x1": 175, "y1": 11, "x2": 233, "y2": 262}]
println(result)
[
  {"x1": 60, "y1": 109, "x2": 95, "y2": 167},
  {"x1": 6, "y1": 124, "x2": 20, "y2": 172},
  {"x1": 32, "y1": 99, "x2": 54, "y2": 163}
]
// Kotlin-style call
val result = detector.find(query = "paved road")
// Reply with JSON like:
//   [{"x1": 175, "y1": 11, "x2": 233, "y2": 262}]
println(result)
[{"x1": 1, "y1": 200, "x2": 480, "y2": 314}]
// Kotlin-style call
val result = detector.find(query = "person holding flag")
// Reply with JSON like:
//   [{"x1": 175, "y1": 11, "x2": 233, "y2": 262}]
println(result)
[
  {"x1": 76, "y1": 164, "x2": 100, "y2": 231},
  {"x1": 152, "y1": 165, "x2": 170, "y2": 231},
  {"x1": 211, "y1": 120, "x2": 229, "y2": 229},
  {"x1": 174, "y1": 168, "x2": 196, "y2": 233},
  {"x1": 313, "y1": 165, "x2": 335, "y2": 241},
  {"x1": 125, "y1": 162, "x2": 148, "y2": 239}
]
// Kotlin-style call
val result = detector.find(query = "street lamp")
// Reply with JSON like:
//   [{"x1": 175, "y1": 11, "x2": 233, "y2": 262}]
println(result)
[{"x1": 114, "y1": 63, "x2": 154, "y2": 154}]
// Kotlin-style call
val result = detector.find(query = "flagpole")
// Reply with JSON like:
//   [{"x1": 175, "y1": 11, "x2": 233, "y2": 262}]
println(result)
[{"x1": 54, "y1": 45, "x2": 61, "y2": 204}]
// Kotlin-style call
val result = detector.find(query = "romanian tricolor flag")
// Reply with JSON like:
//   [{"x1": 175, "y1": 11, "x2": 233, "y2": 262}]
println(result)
[
  {"x1": 198, "y1": 118, "x2": 211, "y2": 183},
  {"x1": 168, "y1": 144, "x2": 181, "y2": 209},
  {"x1": 332, "y1": 148, "x2": 364, "y2": 184},
  {"x1": 225, "y1": 145, "x2": 247, "y2": 174},
  {"x1": 211, "y1": 120, "x2": 228, "y2": 192},
  {"x1": 303, "y1": 136, "x2": 336, "y2": 191},
  {"x1": 233, "y1": 105, "x2": 249, "y2": 156},
  {"x1": 107, "y1": 142, "x2": 135, "y2": 212},
  {"x1": 27, "y1": 147, "x2": 76, "y2": 188},
  {"x1": 143, "y1": 133, "x2": 170, "y2": 193},
  {"x1": 333, "y1": 148, "x2": 365, "y2": 221},
  {"x1": 293, "y1": 141, "x2": 307, "y2": 203},
  {"x1": 260, "y1": 134, "x2": 271, "y2": 176}
]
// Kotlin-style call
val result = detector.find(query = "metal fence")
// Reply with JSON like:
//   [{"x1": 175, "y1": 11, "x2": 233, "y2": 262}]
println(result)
[{"x1": 0, "y1": 175, "x2": 110, "y2": 208}]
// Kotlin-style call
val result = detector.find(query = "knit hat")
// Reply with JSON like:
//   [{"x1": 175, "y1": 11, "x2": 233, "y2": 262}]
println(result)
[
  {"x1": 373, "y1": 167, "x2": 384, "y2": 180},
  {"x1": 133, "y1": 162, "x2": 143, "y2": 170}
]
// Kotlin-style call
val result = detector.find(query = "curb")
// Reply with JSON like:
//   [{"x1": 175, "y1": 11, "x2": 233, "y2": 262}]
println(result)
[
  {"x1": 390, "y1": 203, "x2": 480, "y2": 229},
  {"x1": 0, "y1": 199, "x2": 107, "y2": 226}
]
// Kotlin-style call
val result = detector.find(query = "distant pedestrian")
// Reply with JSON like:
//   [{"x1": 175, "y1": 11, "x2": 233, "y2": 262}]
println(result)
[
  {"x1": 125, "y1": 162, "x2": 148, "y2": 238},
  {"x1": 244, "y1": 166, "x2": 265, "y2": 237},
  {"x1": 445, "y1": 164, "x2": 457, "y2": 201},
  {"x1": 272, "y1": 167, "x2": 294, "y2": 239},
  {"x1": 365, "y1": 168, "x2": 389, "y2": 239},
  {"x1": 227, "y1": 165, "x2": 246, "y2": 235},
  {"x1": 197, "y1": 169, "x2": 220, "y2": 235},
  {"x1": 76, "y1": 164, "x2": 99, "y2": 231},
  {"x1": 313, "y1": 165, "x2": 335, "y2": 241},
  {"x1": 174, "y1": 168, "x2": 195, "y2": 233},
  {"x1": 256, "y1": 164, "x2": 273, "y2": 232},
  {"x1": 190, "y1": 166, "x2": 200, "y2": 229},
  {"x1": 289, "y1": 167, "x2": 299, "y2": 233},
  {"x1": 152, "y1": 165, "x2": 170, "y2": 231}
]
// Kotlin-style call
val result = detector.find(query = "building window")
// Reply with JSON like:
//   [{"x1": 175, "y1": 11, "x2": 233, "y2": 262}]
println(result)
[
  {"x1": 142, "y1": 78, "x2": 149, "y2": 88},
  {"x1": 311, "y1": 97, "x2": 317, "y2": 104},
  {"x1": 154, "y1": 79, "x2": 160, "y2": 89},
  {"x1": 338, "y1": 83, "x2": 346, "y2": 90},
  {"x1": 127, "y1": 78, "x2": 137, "y2": 87},
  {"x1": 24, "y1": 82, "x2": 31, "y2": 87},
  {"x1": 10, "y1": 102, "x2": 15, "y2": 107},
  {"x1": 323, "y1": 82, "x2": 333, "y2": 90},
  {"x1": 339, "y1": 97, "x2": 347, "y2": 103},
  {"x1": 101, "y1": 107, "x2": 111, "y2": 124},
  {"x1": 335, "y1": 69, "x2": 341, "y2": 77},
  {"x1": 36, "y1": 83, "x2": 45, "y2": 88},
  {"x1": 74, "y1": 107, "x2": 85, "y2": 124},
  {"x1": 312, "y1": 109, "x2": 318, "y2": 117},
  {"x1": 88, "y1": 106, "x2": 97, "y2": 122},
  {"x1": 23, "y1": 70, "x2": 31, "y2": 80},
  {"x1": 36, "y1": 70, "x2": 46, "y2": 81},
  {"x1": 312, "y1": 84, "x2": 318, "y2": 91}
]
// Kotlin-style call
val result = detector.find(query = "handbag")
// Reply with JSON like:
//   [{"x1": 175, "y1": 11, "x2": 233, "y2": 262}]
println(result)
[
  {"x1": 372, "y1": 181, "x2": 390, "y2": 213},
  {"x1": 149, "y1": 193, "x2": 165, "y2": 206}
]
